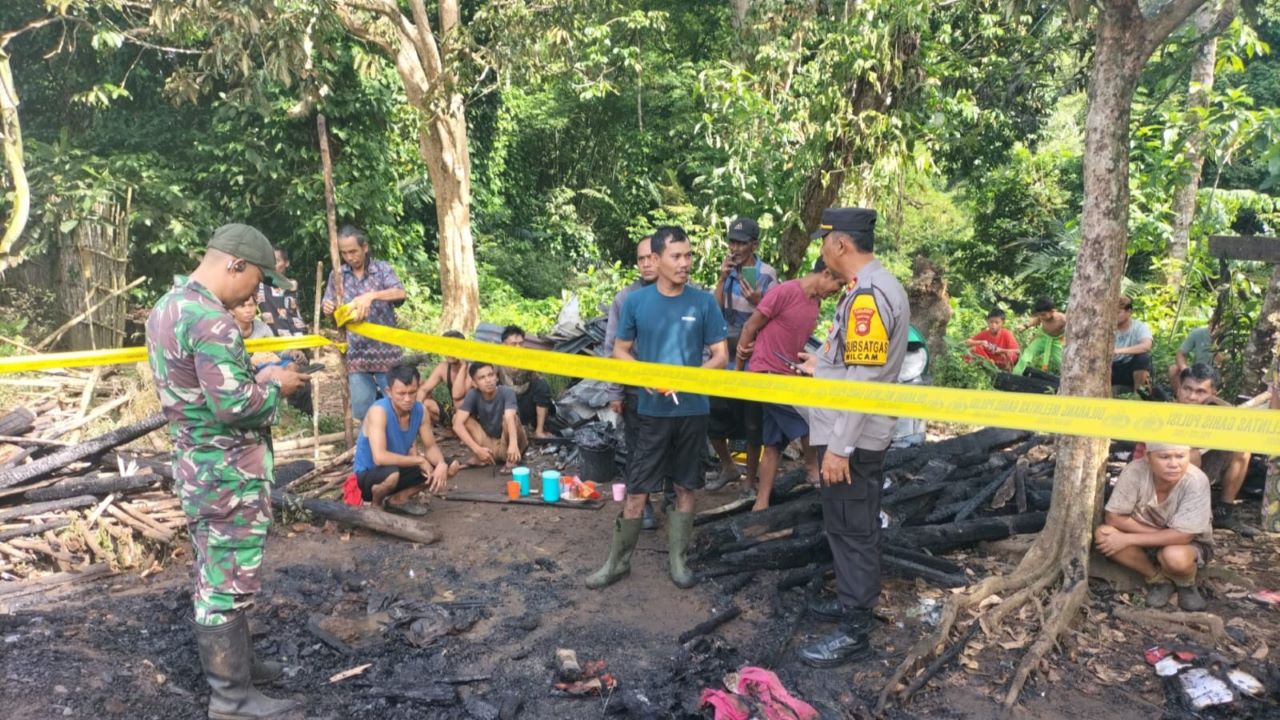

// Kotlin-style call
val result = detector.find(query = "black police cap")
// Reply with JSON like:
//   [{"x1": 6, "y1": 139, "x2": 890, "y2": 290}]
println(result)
[{"x1": 809, "y1": 208, "x2": 876, "y2": 240}]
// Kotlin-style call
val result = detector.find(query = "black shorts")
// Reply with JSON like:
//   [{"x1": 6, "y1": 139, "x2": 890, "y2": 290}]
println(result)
[
  {"x1": 356, "y1": 465, "x2": 424, "y2": 501},
  {"x1": 625, "y1": 414, "x2": 709, "y2": 494},
  {"x1": 762, "y1": 403, "x2": 809, "y2": 448},
  {"x1": 707, "y1": 396, "x2": 763, "y2": 445},
  {"x1": 1111, "y1": 353, "x2": 1152, "y2": 387}
]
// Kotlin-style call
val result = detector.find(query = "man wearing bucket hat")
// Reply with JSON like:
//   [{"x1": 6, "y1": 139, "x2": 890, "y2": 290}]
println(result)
[
  {"x1": 147, "y1": 223, "x2": 310, "y2": 719},
  {"x1": 798, "y1": 207, "x2": 910, "y2": 668},
  {"x1": 1095, "y1": 442, "x2": 1213, "y2": 611}
]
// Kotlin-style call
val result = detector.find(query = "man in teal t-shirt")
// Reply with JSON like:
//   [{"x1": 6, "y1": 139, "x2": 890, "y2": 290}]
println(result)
[
  {"x1": 586, "y1": 226, "x2": 729, "y2": 591},
  {"x1": 1167, "y1": 322, "x2": 1218, "y2": 388}
]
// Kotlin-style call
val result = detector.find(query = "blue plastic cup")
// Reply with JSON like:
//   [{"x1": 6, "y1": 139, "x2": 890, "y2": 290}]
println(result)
[
  {"x1": 512, "y1": 466, "x2": 531, "y2": 496},
  {"x1": 541, "y1": 470, "x2": 561, "y2": 503}
]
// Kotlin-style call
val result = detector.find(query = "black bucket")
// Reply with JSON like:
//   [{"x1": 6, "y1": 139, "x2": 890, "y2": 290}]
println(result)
[{"x1": 579, "y1": 445, "x2": 617, "y2": 483}]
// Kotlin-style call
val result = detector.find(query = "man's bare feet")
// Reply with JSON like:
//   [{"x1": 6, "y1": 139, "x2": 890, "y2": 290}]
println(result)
[
  {"x1": 534, "y1": 430, "x2": 554, "y2": 439},
  {"x1": 499, "y1": 462, "x2": 516, "y2": 475},
  {"x1": 461, "y1": 454, "x2": 489, "y2": 468},
  {"x1": 446, "y1": 459, "x2": 462, "y2": 477}
]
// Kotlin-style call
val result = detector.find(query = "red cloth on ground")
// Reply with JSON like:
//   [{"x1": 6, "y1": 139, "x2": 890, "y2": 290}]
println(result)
[
  {"x1": 342, "y1": 473, "x2": 362, "y2": 506},
  {"x1": 735, "y1": 667, "x2": 819, "y2": 720},
  {"x1": 699, "y1": 689, "x2": 750, "y2": 720},
  {"x1": 967, "y1": 328, "x2": 1021, "y2": 370},
  {"x1": 747, "y1": 280, "x2": 820, "y2": 374}
]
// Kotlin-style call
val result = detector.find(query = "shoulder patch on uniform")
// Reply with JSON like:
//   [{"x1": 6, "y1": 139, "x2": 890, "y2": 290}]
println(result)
[{"x1": 844, "y1": 290, "x2": 889, "y2": 366}]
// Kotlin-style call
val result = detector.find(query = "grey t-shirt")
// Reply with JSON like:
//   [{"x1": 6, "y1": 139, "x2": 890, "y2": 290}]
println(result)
[
  {"x1": 1105, "y1": 457, "x2": 1213, "y2": 545},
  {"x1": 459, "y1": 386, "x2": 517, "y2": 439},
  {"x1": 1178, "y1": 326, "x2": 1214, "y2": 365},
  {"x1": 1113, "y1": 319, "x2": 1152, "y2": 363}
]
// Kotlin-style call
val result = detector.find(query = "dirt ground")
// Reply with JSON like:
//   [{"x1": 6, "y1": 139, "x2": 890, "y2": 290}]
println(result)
[{"x1": 2, "y1": 436, "x2": 1278, "y2": 719}]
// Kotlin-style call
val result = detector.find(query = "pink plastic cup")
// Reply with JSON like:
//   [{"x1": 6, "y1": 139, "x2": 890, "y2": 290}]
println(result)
[{"x1": 611, "y1": 483, "x2": 626, "y2": 502}]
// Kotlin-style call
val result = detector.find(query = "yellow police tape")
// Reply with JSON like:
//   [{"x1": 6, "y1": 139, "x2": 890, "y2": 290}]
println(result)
[
  {"x1": 1, "y1": 318, "x2": 1275, "y2": 455},
  {"x1": 345, "y1": 322, "x2": 1280, "y2": 456},
  {"x1": 0, "y1": 335, "x2": 331, "y2": 374}
]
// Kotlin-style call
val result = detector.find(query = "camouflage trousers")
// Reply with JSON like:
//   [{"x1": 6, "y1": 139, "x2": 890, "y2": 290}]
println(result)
[{"x1": 178, "y1": 471, "x2": 273, "y2": 627}]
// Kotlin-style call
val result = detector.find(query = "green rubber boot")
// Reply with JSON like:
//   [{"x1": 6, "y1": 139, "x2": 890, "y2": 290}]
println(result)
[
  {"x1": 585, "y1": 516, "x2": 642, "y2": 589},
  {"x1": 667, "y1": 510, "x2": 698, "y2": 589}
]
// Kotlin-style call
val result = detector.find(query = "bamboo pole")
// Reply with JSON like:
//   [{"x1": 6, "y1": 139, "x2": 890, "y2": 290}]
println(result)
[
  {"x1": 316, "y1": 114, "x2": 354, "y2": 447},
  {"x1": 313, "y1": 260, "x2": 323, "y2": 463}
]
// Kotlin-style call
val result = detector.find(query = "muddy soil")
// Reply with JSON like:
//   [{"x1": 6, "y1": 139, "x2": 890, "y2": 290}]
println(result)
[{"x1": 2, "y1": 444, "x2": 1278, "y2": 720}]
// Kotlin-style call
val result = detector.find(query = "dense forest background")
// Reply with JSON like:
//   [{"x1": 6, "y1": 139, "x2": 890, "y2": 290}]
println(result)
[{"x1": 2, "y1": 0, "x2": 1278, "y2": 393}]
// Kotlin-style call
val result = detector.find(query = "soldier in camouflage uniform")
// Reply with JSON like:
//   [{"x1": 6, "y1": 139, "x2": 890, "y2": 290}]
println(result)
[{"x1": 147, "y1": 224, "x2": 308, "y2": 720}]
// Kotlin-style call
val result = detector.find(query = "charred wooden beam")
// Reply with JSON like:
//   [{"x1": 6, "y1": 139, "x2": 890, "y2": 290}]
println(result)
[
  {"x1": 0, "y1": 414, "x2": 166, "y2": 489},
  {"x1": 24, "y1": 469, "x2": 158, "y2": 502},
  {"x1": 678, "y1": 605, "x2": 742, "y2": 644},
  {"x1": 0, "y1": 494, "x2": 98, "y2": 522},
  {"x1": 886, "y1": 512, "x2": 1046, "y2": 553}
]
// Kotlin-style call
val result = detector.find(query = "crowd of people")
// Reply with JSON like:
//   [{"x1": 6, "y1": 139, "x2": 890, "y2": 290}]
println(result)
[{"x1": 144, "y1": 215, "x2": 1275, "y2": 719}]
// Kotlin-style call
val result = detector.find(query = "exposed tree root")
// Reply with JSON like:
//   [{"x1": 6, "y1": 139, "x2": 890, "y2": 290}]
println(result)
[
  {"x1": 1112, "y1": 606, "x2": 1226, "y2": 646},
  {"x1": 876, "y1": 528, "x2": 1090, "y2": 714}
]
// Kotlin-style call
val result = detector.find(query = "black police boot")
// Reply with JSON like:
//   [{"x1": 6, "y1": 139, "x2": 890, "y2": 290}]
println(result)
[
  {"x1": 798, "y1": 606, "x2": 873, "y2": 668},
  {"x1": 1214, "y1": 503, "x2": 1261, "y2": 538},
  {"x1": 194, "y1": 613, "x2": 300, "y2": 719},
  {"x1": 807, "y1": 596, "x2": 844, "y2": 622}
]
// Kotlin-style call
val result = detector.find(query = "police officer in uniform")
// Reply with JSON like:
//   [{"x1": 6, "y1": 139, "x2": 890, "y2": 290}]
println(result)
[{"x1": 799, "y1": 208, "x2": 910, "y2": 667}]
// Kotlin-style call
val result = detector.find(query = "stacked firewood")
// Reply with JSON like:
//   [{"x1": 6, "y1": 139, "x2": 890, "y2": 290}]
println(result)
[{"x1": 693, "y1": 428, "x2": 1056, "y2": 587}]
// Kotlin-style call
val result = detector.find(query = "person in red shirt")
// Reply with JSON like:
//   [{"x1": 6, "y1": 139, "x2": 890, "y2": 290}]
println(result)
[
  {"x1": 735, "y1": 259, "x2": 843, "y2": 510},
  {"x1": 966, "y1": 308, "x2": 1020, "y2": 370}
]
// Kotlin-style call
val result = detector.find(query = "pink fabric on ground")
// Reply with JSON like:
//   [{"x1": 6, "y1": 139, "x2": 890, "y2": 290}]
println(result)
[
  {"x1": 735, "y1": 666, "x2": 819, "y2": 720},
  {"x1": 698, "y1": 689, "x2": 751, "y2": 720}
]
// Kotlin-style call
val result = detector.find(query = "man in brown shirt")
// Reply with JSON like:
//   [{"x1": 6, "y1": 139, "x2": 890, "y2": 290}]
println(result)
[{"x1": 1095, "y1": 443, "x2": 1213, "y2": 611}]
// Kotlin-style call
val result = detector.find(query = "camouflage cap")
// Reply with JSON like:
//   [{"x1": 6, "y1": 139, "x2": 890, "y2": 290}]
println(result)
[{"x1": 208, "y1": 223, "x2": 284, "y2": 287}]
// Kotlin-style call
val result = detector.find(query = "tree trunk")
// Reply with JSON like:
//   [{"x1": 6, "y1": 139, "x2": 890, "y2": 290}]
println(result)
[
  {"x1": 728, "y1": 0, "x2": 751, "y2": 28},
  {"x1": 1166, "y1": 4, "x2": 1227, "y2": 287},
  {"x1": 0, "y1": 50, "x2": 31, "y2": 271},
  {"x1": 420, "y1": 111, "x2": 480, "y2": 333},
  {"x1": 906, "y1": 255, "x2": 950, "y2": 366},
  {"x1": 334, "y1": 0, "x2": 480, "y2": 333},
  {"x1": 1242, "y1": 264, "x2": 1280, "y2": 393},
  {"x1": 1010, "y1": 0, "x2": 1152, "y2": 622}
]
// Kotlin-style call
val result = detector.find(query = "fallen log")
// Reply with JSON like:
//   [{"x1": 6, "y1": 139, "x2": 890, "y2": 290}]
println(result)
[
  {"x1": 694, "y1": 476, "x2": 811, "y2": 526},
  {"x1": 0, "y1": 414, "x2": 166, "y2": 489},
  {"x1": 24, "y1": 469, "x2": 158, "y2": 502},
  {"x1": 0, "y1": 494, "x2": 98, "y2": 522},
  {"x1": 0, "y1": 562, "x2": 117, "y2": 612},
  {"x1": 678, "y1": 605, "x2": 742, "y2": 644},
  {"x1": 270, "y1": 490, "x2": 439, "y2": 545},
  {"x1": 694, "y1": 496, "x2": 823, "y2": 551},
  {"x1": 361, "y1": 686, "x2": 458, "y2": 707},
  {"x1": 886, "y1": 511, "x2": 1047, "y2": 553}
]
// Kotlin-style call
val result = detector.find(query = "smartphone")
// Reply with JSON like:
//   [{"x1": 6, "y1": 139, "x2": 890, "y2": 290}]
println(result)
[
  {"x1": 773, "y1": 351, "x2": 810, "y2": 376},
  {"x1": 296, "y1": 362, "x2": 325, "y2": 375},
  {"x1": 739, "y1": 265, "x2": 759, "y2": 288}
]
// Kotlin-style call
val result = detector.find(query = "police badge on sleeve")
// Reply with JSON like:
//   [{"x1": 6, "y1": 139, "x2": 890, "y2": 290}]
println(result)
[{"x1": 844, "y1": 289, "x2": 889, "y2": 366}]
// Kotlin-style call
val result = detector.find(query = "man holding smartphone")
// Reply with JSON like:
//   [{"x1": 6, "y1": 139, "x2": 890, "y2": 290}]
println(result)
[{"x1": 709, "y1": 217, "x2": 778, "y2": 493}]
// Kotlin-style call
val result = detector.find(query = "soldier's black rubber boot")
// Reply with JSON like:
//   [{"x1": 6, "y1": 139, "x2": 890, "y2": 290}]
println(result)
[
  {"x1": 585, "y1": 516, "x2": 643, "y2": 589},
  {"x1": 194, "y1": 614, "x2": 299, "y2": 719},
  {"x1": 798, "y1": 607, "x2": 873, "y2": 668}
]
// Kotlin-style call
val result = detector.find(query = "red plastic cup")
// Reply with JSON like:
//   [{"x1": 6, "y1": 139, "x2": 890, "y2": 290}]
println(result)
[{"x1": 506, "y1": 481, "x2": 520, "y2": 500}]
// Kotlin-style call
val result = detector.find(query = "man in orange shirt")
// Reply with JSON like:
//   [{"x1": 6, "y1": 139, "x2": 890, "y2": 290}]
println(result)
[{"x1": 966, "y1": 309, "x2": 1020, "y2": 371}]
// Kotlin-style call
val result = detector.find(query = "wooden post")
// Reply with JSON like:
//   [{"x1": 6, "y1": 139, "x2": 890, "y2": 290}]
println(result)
[
  {"x1": 313, "y1": 260, "x2": 323, "y2": 462},
  {"x1": 317, "y1": 114, "x2": 354, "y2": 446}
]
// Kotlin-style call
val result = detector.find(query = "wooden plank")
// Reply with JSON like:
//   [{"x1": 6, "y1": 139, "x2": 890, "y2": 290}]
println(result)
[
  {"x1": 1208, "y1": 235, "x2": 1280, "y2": 263},
  {"x1": 444, "y1": 491, "x2": 605, "y2": 510}
]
